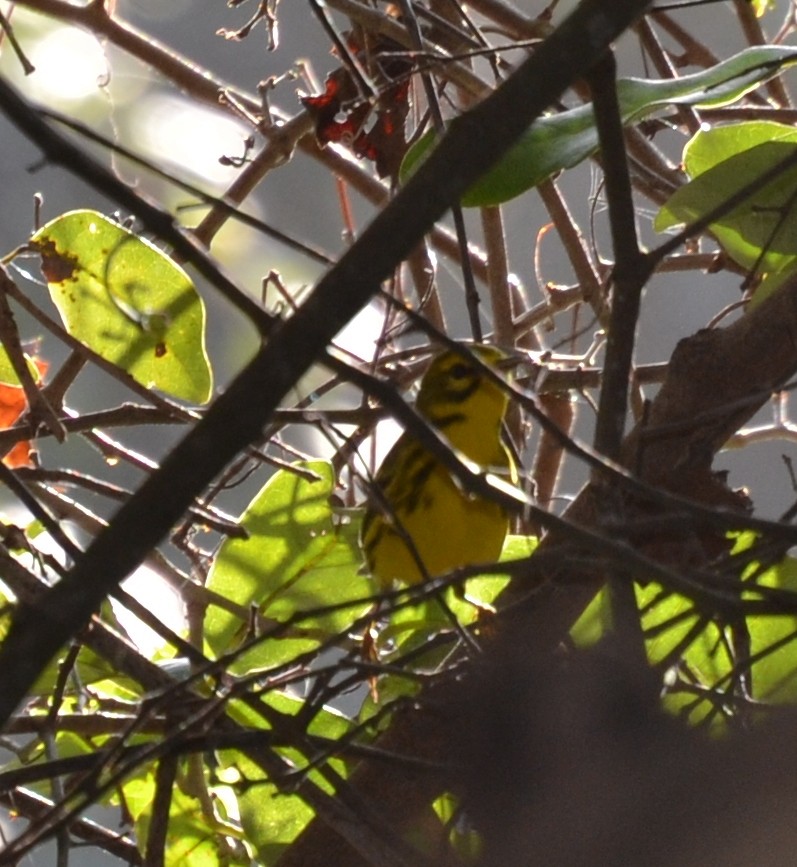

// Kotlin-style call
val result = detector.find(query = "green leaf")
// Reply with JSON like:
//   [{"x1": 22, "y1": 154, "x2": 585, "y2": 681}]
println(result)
[
  {"x1": 655, "y1": 122, "x2": 797, "y2": 307},
  {"x1": 124, "y1": 770, "x2": 248, "y2": 867},
  {"x1": 0, "y1": 589, "x2": 95, "y2": 697},
  {"x1": 401, "y1": 46, "x2": 797, "y2": 207},
  {"x1": 204, "y1": 461, "x2": 372, "y2": 673},
  {"x1": 751, "y1": 0, "x2": 776, "y2": 15},
  {"x1": 433, "y1": 792, "x2": 482, "y2": 861},
  {"x1": 733, "y1": 532, "x2": 797, "y2": 705},
  {"x1": 572, "y1": 532, "x2": 797, "y2": 729},
  {"x1": 30, "y1": 210, "x2": 212, "y2": 403},
  {"x1": 219, "y1": 693, "x2": 354, "y2": 864},
  {"x1": 0, "y1": 348, "x2": 41, "y2": 386},
  {"x1": 445, "y1": 532, "x2": 538, "y2": 623},
  {"x1": 572, "y1": 582, "x2": 735, "y2": 727},
  {"x1": 0, "y1": 729, "x2": 95, "y2": 795},
  {"x1": 0, "y1": 574, "x2": 154, "y2": 700},
  {"x1": 221, "y1": 748, "x2": 314, "y2": 865}
]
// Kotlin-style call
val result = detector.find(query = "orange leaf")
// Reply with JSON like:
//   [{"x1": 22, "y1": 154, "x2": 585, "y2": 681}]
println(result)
[{"x1": 0, "y1": 358, "x2": 49, "y2": 469}]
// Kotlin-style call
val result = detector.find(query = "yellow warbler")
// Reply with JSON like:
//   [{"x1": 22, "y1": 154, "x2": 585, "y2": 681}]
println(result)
[{"x1": 361, "y1": 345, "x2": 516, "y2": 590}]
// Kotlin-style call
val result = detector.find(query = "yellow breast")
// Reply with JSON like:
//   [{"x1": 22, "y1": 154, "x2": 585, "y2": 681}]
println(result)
[{"x1": 360, "y1": 345, "x2": 514, "y2": 589}]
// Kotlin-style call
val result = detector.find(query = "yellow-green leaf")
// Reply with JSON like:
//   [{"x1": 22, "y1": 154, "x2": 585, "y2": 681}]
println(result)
[
  {"x1": 204, "y1": 461, "x2": 371, "y2": 673},
  {"x1": 655, "y1": 122, "x2": 797, "y2": 306},
  {"x1": 30, "y1": 210, "x2": 212, "y2": 403}
]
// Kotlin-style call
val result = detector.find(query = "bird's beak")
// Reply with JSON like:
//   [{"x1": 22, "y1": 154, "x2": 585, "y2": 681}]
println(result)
[{"x1": 496, "y1": 351, "x2": 530, "y2": 373}]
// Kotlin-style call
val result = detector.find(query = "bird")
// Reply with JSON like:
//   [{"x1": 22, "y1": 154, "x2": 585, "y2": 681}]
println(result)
[{"x1": 360, "y1": 344, "x2": 517, "y2": 594}]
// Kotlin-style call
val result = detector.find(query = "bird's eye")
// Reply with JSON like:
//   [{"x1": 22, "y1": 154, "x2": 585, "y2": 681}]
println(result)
[{"x1": 449, "y1": 362, "x2": 472, "y2": 380}]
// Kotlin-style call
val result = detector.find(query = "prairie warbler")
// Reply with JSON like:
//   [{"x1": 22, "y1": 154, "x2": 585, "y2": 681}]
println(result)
[{"x1": 361, "y1": 345, "x2": 516, "y2": 591}]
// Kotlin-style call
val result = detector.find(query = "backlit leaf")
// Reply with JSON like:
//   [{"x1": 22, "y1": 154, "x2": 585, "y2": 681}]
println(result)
[
  {"x1": 30, "y1": 210, "x2": 212, "y2": 403},
  {"x1": 655, "y1": 122, "x2": 797, "y2": 306},
  {"x1": 204, "y1": 461, "x2": 371, "y2": 673}
]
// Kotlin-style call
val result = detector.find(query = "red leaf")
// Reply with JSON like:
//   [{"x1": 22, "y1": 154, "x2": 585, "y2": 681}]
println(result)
[
  {"x1": 0, "y1": 358, "x2": 49, "y2": 469},
  {"x1": 300, "y1": 36, "x2": 412, "y2": 179}
]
